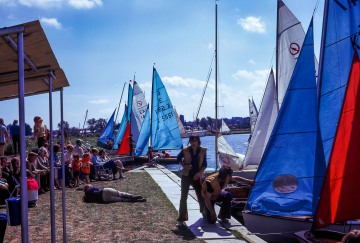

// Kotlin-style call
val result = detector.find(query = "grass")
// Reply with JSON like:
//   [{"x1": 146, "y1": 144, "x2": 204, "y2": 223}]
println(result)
[{"x1": 3, "y1": 172, "x2": 203, "y2": 242}]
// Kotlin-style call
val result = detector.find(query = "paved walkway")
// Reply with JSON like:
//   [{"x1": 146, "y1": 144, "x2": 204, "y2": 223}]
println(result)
[{"x1": 144, "y1": 166, "x2": 265, "y2": 243}]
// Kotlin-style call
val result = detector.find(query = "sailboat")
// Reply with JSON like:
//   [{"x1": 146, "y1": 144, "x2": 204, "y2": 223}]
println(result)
[
  {"x1": 133, "y1": 67, "x2": 183, "y2": 161},
  {"x1": 242, "y1": 70, "x2": 278, "y2": 173},
  {"x1": 243, "y1": 19, "x2": 328, "y2": 243},
  {"x1": 240, "y1": 0, "x2": 307, "y2": 177},
  {"x1": 248, "y1": 98, "x2": 258, "y2": 134},
  {"x1": 131, "y1": 81, "x2": 148, "y2": 142},
  {"x1": 219, "y1": 119, "x2": 231, "y2": 135},
  {"x1": 174, "y1": 108, "x2": 189, "y2": 138},
  {"x1": 294, "y1": 0, "x2": 360, "y2": 241},
  {"x1": 97, "y1": 109, "x2": 116, "y2": 150}
]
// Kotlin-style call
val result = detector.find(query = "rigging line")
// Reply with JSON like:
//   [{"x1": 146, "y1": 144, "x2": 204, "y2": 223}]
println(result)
[
  {"x1": 194, "y1": 51, "x2": 215, "y2": 122},
  {"x1": 313, "y1": 0, "x2": 321, "y2": 16}
]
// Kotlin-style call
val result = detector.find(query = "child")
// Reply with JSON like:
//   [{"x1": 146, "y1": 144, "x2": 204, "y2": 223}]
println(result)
[
  {"x1": 81, "y1": 153, "x2": 91, "y2": 184},
  {"x1": 72, "y1": 154, "x2": 82, "y2": 187}
]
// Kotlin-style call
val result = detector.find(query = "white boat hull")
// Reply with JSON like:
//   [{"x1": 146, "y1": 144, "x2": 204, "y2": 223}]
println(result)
[{"x1": 243, "y1": 212, "x2": 360, "y2": 243}]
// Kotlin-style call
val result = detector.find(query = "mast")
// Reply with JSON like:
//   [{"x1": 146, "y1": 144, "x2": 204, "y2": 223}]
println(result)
[
  {"x1": 215, "y1": 1, "x2": 219, "y2": 171},
  {"x1": 150, "y1": 64, "x2": 155, "y2": 147},
  {"x1": 82, "y1": 109, "x2": 88, "y2": 137},
  {"x1": 275, "y1": 0, "x2": 280, "y2": 102},
  {"x1": 115, "y1": 82, "x2": 126, "y2": 124},
  {"x1": 317, "y1": 0, "x2": 329, "y2": 103}
]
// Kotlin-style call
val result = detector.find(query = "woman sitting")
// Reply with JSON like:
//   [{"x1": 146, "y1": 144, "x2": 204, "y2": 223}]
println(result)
[{"x1": 82, "y1": 184, "x2": 146, "y2": 203}]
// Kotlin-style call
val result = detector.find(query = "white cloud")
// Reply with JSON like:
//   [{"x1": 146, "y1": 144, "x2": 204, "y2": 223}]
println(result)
[
  {"x1": 162, "y1": 76, "x2": 207, "y2": 90},
  {"x1": 207, "y1": 43, "x2": 213, "y2": 49},
  {"x1": 67, "y1": 0, "x2": 102, "y2": 9},
  {"x1": 19, "y1": 0, "x2": 63, "y2": 8},
  {"x1": 40, "y1": 17, "x2": 62, "y2": 29},
  {"x1": 0, "y1": 0, "x2": 16, "y2": 6},
  {"x1": 232, "y1": 69, "x2": 269, "y2": 99},
  {"x1": 88, "y1": 99, "x2": 110, "y2": 105},
  {"x1": 237, "y1": 16, "x2": 266, "y2": 33},
  {"x1": 248, "y1": 59, "x2": 256, "y2": 65}
]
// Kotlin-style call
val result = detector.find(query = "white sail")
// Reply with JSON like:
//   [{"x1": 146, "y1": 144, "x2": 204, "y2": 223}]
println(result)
[
  {"x1": 174, "y1": 108, "x2": 186, "y2": 135},
  {"x1": 277, "y1": 0, "x2": 306, "y2": 108},
  {"x1": 249, "y1": 98, "x2": 259, "y2": 133},
  {"x1": 132, "y1": 81, "x2": 148, "y2": 141},
  {"x1": 218, "y1": 134, "x2": 244, "y2": 171},
  {"x1": 220, "y1": 119, "x2": 230, "y2": 133},
  {"x1": 243, "y1": 70, "x2": 278, "y2": 169}
]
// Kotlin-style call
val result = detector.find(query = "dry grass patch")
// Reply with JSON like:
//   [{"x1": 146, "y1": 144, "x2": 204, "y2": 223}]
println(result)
[{"x1": 3, "y1": 172, "x2": 203, "y2": 242}]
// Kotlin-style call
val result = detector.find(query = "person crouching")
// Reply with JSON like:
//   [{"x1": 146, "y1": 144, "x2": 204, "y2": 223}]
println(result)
[{"x1": 201, "y1": 166, "x2": 233, "y2": 224}]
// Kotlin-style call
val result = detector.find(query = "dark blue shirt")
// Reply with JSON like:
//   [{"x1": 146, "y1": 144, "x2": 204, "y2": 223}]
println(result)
[
  {"x1": 177, "y1": 147, "x2": 207, "y2": 177},
  {"x1": 9, "y1": 124, "x2": 19, "y2": 136},
  {"x1": 84, "y1": 187, "x2": 103, "y2": 203}
]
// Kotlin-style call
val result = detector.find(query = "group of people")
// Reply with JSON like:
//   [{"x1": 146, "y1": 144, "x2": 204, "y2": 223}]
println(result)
[{"x1": 176, "y1": 135, "x2": 254, "y2": 226}]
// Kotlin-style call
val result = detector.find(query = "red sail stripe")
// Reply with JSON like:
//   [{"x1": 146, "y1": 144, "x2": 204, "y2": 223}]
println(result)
[
  {"x1": 314, "y1": 53, "x2": 360, "y2": 229},
  {"x1": 117, "y1": 122, "x2": 131, "y2": 155}
]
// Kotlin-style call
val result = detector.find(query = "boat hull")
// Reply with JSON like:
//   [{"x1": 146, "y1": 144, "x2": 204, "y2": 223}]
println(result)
[{"x1": 243, "y1": 212, "x2": 360, "y2": 243}]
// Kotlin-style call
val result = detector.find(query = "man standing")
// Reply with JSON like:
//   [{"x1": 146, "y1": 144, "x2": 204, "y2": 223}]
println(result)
[
  {"x1": 33, "y1": 116, "x2": 47, "y2": 148},
  {"x1": 176, "y1": 135, "x2": 207, "y2": 227},
  {"x1": 201, "y1": 166, "x2": 233, "y2": 224},
  {"x1": 9, "y1": 120, "x2": 19, "y2": 154},
  {"x1": 0, "y1": 119, "x2": 9, "y2": 157},
  {"x1": 73, "y1": 139, "x2": 85, "y2": 157}
]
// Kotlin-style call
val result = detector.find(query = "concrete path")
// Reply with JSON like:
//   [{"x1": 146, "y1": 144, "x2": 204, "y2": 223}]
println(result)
[{"x1": 144, "y1": 166, "x2": 264, "y2": 243}]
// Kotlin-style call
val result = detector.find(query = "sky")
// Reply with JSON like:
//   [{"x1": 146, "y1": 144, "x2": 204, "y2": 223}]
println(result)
[{"x1": 0, "y1": 0, "x2": 325, "y2": 128}]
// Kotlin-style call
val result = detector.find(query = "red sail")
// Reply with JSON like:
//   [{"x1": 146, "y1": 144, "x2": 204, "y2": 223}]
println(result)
[
  {"x1": 117, "y1": 122, "x2": 131, "y2": 155},
  {"x1": 314, "y1": 54, "x2": 360, "y2": 229}
]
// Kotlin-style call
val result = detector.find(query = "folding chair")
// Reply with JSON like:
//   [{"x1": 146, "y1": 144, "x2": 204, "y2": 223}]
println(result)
[{"x1": 94, "y1": 164, "x2": 112, "y2": 180}]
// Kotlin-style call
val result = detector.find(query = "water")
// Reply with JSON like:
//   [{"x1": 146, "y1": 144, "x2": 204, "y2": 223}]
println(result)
[{"x1": 165, "y1": 133, "x2": 250, "y2": 171}]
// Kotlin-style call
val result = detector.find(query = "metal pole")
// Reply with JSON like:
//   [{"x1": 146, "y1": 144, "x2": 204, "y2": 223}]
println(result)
[
  {"x1": 82, "y1": 109, "x2": 88, "y2": 137},
  {"x1": 150, "y1": 65, "x2": 155, "y2": 147},
  {"x1": 17, "y1": 30, "x2": 29, "y2": 243},
  {"x1": 60, "y1": 88, "x2": 67, "y2": 242},
  {"x1": 215, "y1": 2, "x2": 219, "y2": 171},
  {"x1": 317, "y1": 0, "x2": 329, "y2": 102},
  {"x1": 49, "y1": 75, "x2": 56, "y2": 243},
  {"x1": 115, "y1": 83, "x2": 126, "y2": 124}
]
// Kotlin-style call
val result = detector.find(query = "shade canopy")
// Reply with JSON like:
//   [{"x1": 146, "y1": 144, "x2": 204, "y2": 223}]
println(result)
[{"x1": 0, "y1": 20, "x2": 69, "y2": 101}]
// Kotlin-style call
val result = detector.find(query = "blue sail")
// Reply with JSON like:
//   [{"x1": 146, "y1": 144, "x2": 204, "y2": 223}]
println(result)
[
  {"x1": 246, "y1": 21, "x2": 326, "y2": 216},
  {"x1": 318, "y1": 1, "x2": 360, "y2": 164},
  {"x1": 134, "y1": 105, "x2": 150, "y2": 156},
  {"x1": 127, "y1": 83, "x2": 133, "y2": 122},
  {"x1": 113, "y1": 105, "x2": 128, "y2": 150},
  {"x1": 97, "y1": 109, "x2": 116, "y2": 148},
  {"x1": 151, "y1": 68, "x2": 183, "y2": 150}
]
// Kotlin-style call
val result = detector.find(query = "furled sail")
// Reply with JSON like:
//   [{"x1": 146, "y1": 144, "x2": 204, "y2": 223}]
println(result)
[
  {"x1": 174, "y1": 108, "x2": 186, "y2": 135},
  {"x1": 243, "y1": 70, "x2": 278, "y2": 169},
  {"x1": 246, "y1": 21, "x2": 326, "y2": 216},
  {"x1": 151, "y1": 68, "x2": 183, "y2": 150},
  {"x1": 218, "y1": 134, "x2": 244, "y2": 170}
]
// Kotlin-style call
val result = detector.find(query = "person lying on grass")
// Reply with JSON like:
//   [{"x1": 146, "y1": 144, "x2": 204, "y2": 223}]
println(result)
[{"x1": 82, "y1": 184, "x2": 147, "y2": 203}]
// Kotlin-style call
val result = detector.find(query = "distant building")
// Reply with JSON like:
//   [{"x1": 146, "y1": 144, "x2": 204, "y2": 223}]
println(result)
[{"x1": 179, "y1": 114, "x2": 185, "y2": 124}]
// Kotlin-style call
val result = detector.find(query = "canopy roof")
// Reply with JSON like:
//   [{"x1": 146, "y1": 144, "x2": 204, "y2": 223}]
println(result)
[{"x1": 0, "y1": 20, "x2": 69, "y2": 101}]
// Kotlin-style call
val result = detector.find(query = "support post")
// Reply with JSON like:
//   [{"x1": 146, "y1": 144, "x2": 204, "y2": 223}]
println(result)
[
  {"x1": 49, "y1": 74, "x2": 56, "y2": 243},
  {"x1": 60, "y1": 88, "x2": 67, "y2": 242},
  {"x1": 215, "y1": 2, "x2": 219, "y2": 171},
  {"x1": 17, "y1": 30, "x2": 29, "y2": 243}
]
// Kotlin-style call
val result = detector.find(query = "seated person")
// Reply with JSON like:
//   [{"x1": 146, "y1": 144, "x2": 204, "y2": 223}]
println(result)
[
  {"x1": 0, "y1": 157, "x2": 18, "y2": 194},
  {"x1": 161, "y1": 150, "x2": 171, "y2": 159},
  {"x1": 201, "y1": 166, "x2": 233, "y2": 224},
  {"x1": 83, "y1": 184, "x2": 146, "y2": 203},
  {"x1": 0, "y1": 170, "x2": 10, "y2": 204},
  {"x1": 342, "y1": 230, "x2": 360, "y2": 243},
  {"x1": 91, "y1": 148, "x2": 125, "y2": 180}
]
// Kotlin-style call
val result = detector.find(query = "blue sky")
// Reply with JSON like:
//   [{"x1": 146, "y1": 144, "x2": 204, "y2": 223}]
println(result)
[{"x1": 0, "y1": 0, "x2": 324, "y2": 128}]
